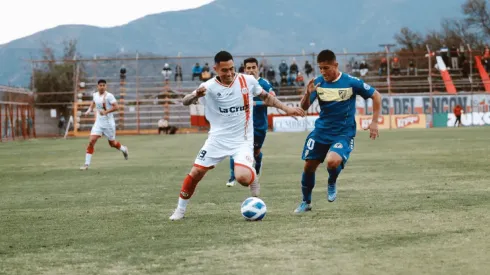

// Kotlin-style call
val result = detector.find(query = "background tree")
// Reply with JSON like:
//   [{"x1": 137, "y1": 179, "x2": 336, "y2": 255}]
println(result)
[
  {"x1": 394, "y1": 0, "x2": 488, "y2": 60},
  {"x1": 32, "y1": 40, "x2": 83, "y2": 117}
]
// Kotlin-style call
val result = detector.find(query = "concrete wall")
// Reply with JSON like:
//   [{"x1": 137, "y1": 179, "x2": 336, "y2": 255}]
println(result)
[{"x1": 35, "y1": 108, "x2": 62, "y2": 137}]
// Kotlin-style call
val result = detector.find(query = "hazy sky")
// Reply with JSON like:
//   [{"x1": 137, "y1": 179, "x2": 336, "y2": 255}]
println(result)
[{"x1": 0, "y1": 0, "x2": 215, "y2": 44}]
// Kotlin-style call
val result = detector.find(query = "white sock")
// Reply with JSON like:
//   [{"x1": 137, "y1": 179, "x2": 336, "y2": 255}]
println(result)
[
  {"x1": 178, "y1": 197, "x2": 189, "y2": 210},
  {"x1": 119, "y1": 145, "x2": 127, "y2": 153},
  {"x1": 85, "y1": 153, "x2": 92, "y2": 166}
]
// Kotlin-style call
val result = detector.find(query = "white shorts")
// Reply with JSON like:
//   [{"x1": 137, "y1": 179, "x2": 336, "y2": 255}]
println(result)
[
  {"x1": 91, "y1": 121, "x2": 116, "y2": 140},
  {"x1": 194, "y1": 139, "x2": 254, "y2": 170}
]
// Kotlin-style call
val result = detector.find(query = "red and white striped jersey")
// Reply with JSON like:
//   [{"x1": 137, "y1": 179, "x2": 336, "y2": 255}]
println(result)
[{"x1": 197, "y1": 73, "x2": 263, "y2": 145}]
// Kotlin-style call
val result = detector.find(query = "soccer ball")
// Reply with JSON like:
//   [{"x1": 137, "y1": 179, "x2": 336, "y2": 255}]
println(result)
[{"x1": 240, "y1": 197, "x2": 267, "y2": 221}]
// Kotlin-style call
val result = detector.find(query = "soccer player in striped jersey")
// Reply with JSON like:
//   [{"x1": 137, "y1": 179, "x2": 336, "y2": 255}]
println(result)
[{"x1": 169, "y1": 51, "x2": 305, "y2": 221}]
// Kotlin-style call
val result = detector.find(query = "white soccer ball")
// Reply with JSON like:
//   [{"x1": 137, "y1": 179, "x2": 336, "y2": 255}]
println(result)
[{"x1": 241, "y1": 197, "x2": 267, "y2": 221}]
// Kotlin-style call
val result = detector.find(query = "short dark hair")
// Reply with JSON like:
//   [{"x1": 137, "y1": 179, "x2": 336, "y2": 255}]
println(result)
[
  {"x1": 243, "y1": 57, "x2": 258, "y2": 66},
  {"x1": 97, "y1": 79, "x2": 107, "y2": 84},
  {"x1": 317, "y1": 50, "x2": 336, "y2": 63},
  {"x1": 214, "y1": 51, "x2": 233, "y2": 64}
]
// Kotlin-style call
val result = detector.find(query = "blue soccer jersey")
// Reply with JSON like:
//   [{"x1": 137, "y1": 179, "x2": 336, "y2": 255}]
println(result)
[
  {"x1": 309, "y1": 72, "x2": 375, "y2": 144},
  {"x1": 253, "y1": 77, "x2": 274, "y2": 133}
]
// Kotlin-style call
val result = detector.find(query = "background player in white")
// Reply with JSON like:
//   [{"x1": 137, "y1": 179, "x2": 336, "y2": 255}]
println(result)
[
  {"x1": 169, "y1": 51, "x2": 305, "y2": 220},
  {"x1": 80, "y1": 79, "x2": 128, "y2": 170}
]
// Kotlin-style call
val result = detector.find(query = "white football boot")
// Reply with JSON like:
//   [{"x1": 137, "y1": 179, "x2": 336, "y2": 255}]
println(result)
[{"x1": 169, "y1": 207, "x2": 186, "y2": 221}]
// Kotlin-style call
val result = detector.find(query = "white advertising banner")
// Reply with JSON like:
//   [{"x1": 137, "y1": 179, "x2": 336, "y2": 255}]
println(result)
[
  {"x1": 447, "y1": 112, "x2": 490, "y2": 127},
  {"x1": 272, "y1": 116, "x2": 318, "y2": 132}
]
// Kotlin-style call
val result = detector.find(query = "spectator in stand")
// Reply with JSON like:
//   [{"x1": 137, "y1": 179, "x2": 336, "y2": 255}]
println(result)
[
  {"x1": 391, "y1": 57, "x2": 401, "y2": 76},
  {"x1": 266, "y1": 66, "x2": 276, "y2": 83},
  {"x1": 440, "y1": 45, "x2": 449, "y2": 68},
  {"x1": 359, "y1": 60, "x2": 369, "y2": 76},
  {"x1": 453, "y1": 105, "x2": 463, "y2": 127},
  {"x1": 202, "y1": 62, "x2": 210, "y2": 72},
  {"x1": 458, "y1": 44, "x2": 466, "y2": 65},
  {"x1": 238, "y1": 62, "x2": 245, "y2": 73},
  {"x1": 407, "y1": 60, "x2": 416, "y2": 76},
  {"x1": 289, "y1": 61, "x2": 299, "y2": 75},
  {"x1": 450, "y1": 44, "x2": 459, "y2": 69},
  {"x1": 279, "y1": 60, "x2": 289, "y2": 86},
  {"x1": 161, "y1": 63, "x2": 172, "y2": 83},
  {"x1": 192, "y1": 63, "x2": 202, "y2": 81},
  {"x1": 265, "y1": 66, "x2": 279, "y2": 89},
  {"x1": 174, "y1": 64, "x2": 183, "y2": 82},
  {"x1": 379, "y1": 58, "x2": 387, "y2": 76},
  {"x1": 288, "y1": 61, "x2": 299, "y2": 85},
  {"x1": 304, "y1": 61, "x2": 313, "y2": 77},
  {"x1": 158, "y1": 117, "x2": 170, "y2": 134},
  {"x1": 201, "y1": 63, "x2": 212, "y2": 81},
  {"x1": 462, "y1": 59, "x2": 470, "y2": 78},
  {"x1": 279, "y1": 60, "x2": 288, "y2": 78},
  {"x1": 352, "y1": 61, "x2": 360, "y2": 76},
  {"x1": 58, "y1": 114, "x2": 65, "y2": 136},
  {"x1": 296, "y1": 72, "x2": 305, "y2": 86}
]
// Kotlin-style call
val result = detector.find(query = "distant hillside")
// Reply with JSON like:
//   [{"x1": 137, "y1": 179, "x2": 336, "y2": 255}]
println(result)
[{"x1": 0, "y1": 0, "x2": 464, "y2": 86}]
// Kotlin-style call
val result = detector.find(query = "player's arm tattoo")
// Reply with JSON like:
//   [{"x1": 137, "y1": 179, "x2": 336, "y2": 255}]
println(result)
[
  {"x1": 371, "y1": 91, "x2": 382, "y2": 122},
  {"x1": 182, "y1": 92, "x2": 199, "y2": 106},
  {"x1": 259, "y1": 92, "x2": 288, "y2": 111}
]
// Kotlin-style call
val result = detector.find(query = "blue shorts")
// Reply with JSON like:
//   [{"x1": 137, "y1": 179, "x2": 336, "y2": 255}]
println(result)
[
  {"x1": 254, "y1": 129, "x2": 267, "y2": 150},
  {"x1": 301, "y1": 132, "x2": 354, "y2": 167}
]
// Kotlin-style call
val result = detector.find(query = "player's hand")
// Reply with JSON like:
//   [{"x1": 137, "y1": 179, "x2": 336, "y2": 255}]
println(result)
[
  {"x1": 305, "y1": 78, "x2": 320, "y2": 94},
  {"x1": 99, "y1": 110, "x2": 107, "y2": 116},
  {"x1": 84, "y1": 111, "x2": 90, "y2": 117},
  {"x1": 366, "y1": 121, "x2": 379, "y2": 140},
  {"x1": 195, "y1": 87, "x2": 206, "y2": 97},
  {"x1": 285, "y1": 107, "x2": 306, "y2": 117}
]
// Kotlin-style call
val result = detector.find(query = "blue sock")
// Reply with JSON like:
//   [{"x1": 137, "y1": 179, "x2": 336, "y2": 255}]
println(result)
[
  {"x1": 327, "y1": 166, "x2": 342, "y2": 185},
  {"x1": 254, "y1": 152, "x2": 263, "y2": 175},
  {"x1": 301, "y1": 172, "x2": 316, "y2": 204},
  {"x1": 229, "y1": 157, "x2": 235, "y2": 181}
]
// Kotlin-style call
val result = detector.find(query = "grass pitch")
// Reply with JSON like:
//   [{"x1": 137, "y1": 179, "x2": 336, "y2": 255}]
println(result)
[{"x1": 1, "y1": 127, "x2": 490, "y2": 275}]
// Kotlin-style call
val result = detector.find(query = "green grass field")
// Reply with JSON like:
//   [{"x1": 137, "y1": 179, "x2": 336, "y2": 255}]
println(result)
[{"x1": 1, "y1": 127, "x2": 490, "y2": 275}]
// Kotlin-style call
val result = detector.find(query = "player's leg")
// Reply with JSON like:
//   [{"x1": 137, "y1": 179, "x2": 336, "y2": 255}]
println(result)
[
  {"x1": 294, "y1": 134, "x2": 328, "y2": 213},
  {"x1": 253, "y1": 131, "x2": 266, "y2": 177},
  {"x1": 232, "y1": 143, "x2": 259, "y2": 196},
  {"x1": 169, "y1": 165, "x2": 211, "y2": 221},
  {"x1": 81, "y1": 123, "x2": 104, "y2": 170},
  {"x1": 81, "y1": 134, "x2": 101, "y2": 170},
  {"x1": 325, "y1": 138, "x2": 354, "y2": 202},
  {"x1": 170, "y1": 140, "x2": 222, "y2": 220},
  {"x1": 226, "y1": 157, "x2": 236, "y2": 187},
  {"x1": 105, "y1": 125, "x2": 128, "y2": 160}
]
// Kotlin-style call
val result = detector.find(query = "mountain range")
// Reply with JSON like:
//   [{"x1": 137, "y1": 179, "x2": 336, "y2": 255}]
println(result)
[{"x1": 0, "y1": 0, "x2": 465, "y2": 86}]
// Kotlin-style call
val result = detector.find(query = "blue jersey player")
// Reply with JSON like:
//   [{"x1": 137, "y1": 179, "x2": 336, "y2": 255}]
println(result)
[
  {"x1": 294, "y1": 50, "x2": 382, "y2": 213},
  {"x1": 227, "y1": 57, "x2": 276, "y2": 187}
]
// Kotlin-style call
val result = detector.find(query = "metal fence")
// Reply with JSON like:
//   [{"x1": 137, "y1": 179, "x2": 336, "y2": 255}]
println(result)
[{"x1": 28, "y1": 47, "x2": 490, "y2": 135}]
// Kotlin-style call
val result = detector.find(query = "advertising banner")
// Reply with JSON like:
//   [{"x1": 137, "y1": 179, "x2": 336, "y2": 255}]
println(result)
[
  {"x1": 272, "y1": 116, "x2": 318, "y2": 132},
  {"x1": 447, "y1": 112, "x2": 490, "y2": 127}
]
